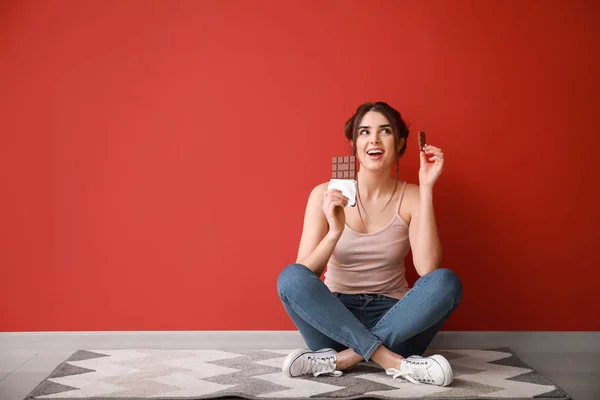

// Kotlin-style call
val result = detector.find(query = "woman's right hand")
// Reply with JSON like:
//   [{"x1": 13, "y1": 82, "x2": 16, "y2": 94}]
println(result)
[{"x1": 323, "y1": 189, "x2": 348, "y2": 237}]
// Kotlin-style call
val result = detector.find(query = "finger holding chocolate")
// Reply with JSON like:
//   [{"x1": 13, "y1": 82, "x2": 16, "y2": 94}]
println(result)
[{"x1": 422, "y1": 141, "x2": 442, "y2": 159}]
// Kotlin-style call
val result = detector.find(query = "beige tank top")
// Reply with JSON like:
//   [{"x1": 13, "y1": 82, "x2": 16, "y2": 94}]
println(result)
[{"x1": 324, "y1": 181, "x2": 410, "y2": 299}]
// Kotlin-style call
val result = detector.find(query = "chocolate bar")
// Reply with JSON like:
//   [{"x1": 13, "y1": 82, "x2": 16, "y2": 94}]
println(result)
[
  {"x1": 328, "y1": 155, "x2": 357, "y2": 207},
  {"x1": 332, "y1": 156, "x2": 356, "y2": 179},
  {"x1": 418, "y1": 131, "x2": 426, "y2": 151}
]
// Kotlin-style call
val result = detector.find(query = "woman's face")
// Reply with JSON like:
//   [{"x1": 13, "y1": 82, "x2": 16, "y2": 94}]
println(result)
[{"x1": 353, "y1": 111, "x2": 403, "y2": 171}]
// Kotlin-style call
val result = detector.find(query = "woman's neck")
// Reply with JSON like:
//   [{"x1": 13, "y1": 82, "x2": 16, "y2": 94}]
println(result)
[{"x1": 356, "y1": 169, "x2": 397, "y2": 201}]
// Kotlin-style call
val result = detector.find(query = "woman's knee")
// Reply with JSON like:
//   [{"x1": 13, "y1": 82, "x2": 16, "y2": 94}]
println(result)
[
  {"x1": 429, "y1": 268, "x2": 463, "y2": 305},
  {"x1": 276, "y1": 263, "x2": 310, "y2": 297}
]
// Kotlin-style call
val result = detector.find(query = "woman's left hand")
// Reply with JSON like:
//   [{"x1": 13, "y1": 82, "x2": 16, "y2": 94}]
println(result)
[{"x1": 419, "y1": 144, "x2": 444, "y2": 189}]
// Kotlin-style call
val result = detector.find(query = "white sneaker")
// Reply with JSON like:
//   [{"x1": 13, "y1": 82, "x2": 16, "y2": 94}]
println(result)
[
  {"x1": 282, "y1": 348, "x2": 343, "y2": 377},
  {"x1": 385, "y1": 354, "x2": 453, "y2": 386}
]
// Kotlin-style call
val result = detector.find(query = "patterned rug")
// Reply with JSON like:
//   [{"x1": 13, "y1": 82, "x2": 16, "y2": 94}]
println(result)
[{"x1": 24, "y1": 348, "x2": 570, "y2": 399}]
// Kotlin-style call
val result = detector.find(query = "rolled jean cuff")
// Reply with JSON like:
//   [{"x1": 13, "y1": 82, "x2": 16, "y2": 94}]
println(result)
[{"x1": 363, "y1": 338, "x2": 383, "y2": 362}]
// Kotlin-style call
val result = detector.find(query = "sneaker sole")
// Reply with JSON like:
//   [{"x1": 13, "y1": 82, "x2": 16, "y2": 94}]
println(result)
[
  {"x1": 282, "y1": 348, "x2": 336, "y2": 377},
  {"x1": 430, "y1": 354, "x2": 454, "y2": 386}
]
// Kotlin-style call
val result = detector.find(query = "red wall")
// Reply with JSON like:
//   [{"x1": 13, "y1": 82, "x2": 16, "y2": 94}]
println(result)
[{"x1": 1, "y1": 0, "x2": 599, "y2": 332}]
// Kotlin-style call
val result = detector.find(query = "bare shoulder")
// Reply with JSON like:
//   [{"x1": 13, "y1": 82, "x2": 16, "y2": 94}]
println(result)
[
  {"x1": 302, "y1": 181, "x2": 331, "y2": 216},
  {"x1": 314, "y1": 181, "x2": 330, "y2": 193},
  {"x1": 400, "y1": 182, "x2": 421, "y2": 224},
  {"x1": 308, "y1": 181, "x2": 330, "y2": 203},
  {"x1": 403, "y1": 182, "x2": 420, "y2": 198}
]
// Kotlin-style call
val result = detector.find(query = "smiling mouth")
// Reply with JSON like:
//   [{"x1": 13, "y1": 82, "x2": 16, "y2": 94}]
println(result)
[{"x1": 367, "y1": 151, "x2": 384, "y2": 159}]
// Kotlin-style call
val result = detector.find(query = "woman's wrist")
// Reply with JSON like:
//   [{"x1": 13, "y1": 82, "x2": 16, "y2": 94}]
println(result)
[{"x1": 419, "y1": 185, "x2": 434, "y2": 198}]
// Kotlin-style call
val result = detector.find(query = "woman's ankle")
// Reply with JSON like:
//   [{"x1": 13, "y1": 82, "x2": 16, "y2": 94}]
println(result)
[
  {"x1": 335, "y1": 348, "x2": 364, "y2": 370},
  {"x1": 370, "y1": 345, "x2": 404, "y2": 370}
]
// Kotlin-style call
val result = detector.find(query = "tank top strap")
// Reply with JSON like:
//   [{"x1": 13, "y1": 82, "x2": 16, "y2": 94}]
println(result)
[{"x1": 395, "y1": 181, "x2": 408, "y2": 213}]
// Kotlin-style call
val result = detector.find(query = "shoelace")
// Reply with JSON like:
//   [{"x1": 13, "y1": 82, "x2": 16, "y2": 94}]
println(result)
[
  {"x1": 301, "y1": 355, "x2": 343, "y2": 377},
  {"x1": 385, "y1": 359, "x2": 432, "y2": 384}
]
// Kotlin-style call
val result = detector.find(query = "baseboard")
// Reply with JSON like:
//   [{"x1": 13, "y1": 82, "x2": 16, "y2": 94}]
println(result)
[{"x1": 1, "y1": 331, "x2": 598, "y2": 353}]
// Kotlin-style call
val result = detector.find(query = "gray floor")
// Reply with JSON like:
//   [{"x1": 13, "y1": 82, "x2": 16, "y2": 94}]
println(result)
[{"x1": 1, "y1": 331, "x2": 599, "y2": 400}]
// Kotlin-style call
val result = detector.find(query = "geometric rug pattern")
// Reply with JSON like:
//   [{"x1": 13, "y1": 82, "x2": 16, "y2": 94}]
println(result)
[{"x1": 24, "y1": 348, "x2": 570, "y2": 399}]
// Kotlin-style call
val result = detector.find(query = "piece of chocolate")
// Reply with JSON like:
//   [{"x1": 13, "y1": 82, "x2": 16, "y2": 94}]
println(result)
[
  {"x1": 418, "y1": 131, "x2": 426, "y2": 151},
  {"x1": 332, "y1": 156, "x2": 356, "y2": 179}
]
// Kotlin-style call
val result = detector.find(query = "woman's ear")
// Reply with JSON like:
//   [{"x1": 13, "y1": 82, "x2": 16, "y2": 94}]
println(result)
[{"x1": 397, "y1": 137, "x2": 405, "y2": 152}]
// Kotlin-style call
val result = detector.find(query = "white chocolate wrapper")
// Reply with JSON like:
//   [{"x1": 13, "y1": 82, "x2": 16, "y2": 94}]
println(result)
[{"x1": 327, "y1": 179, "x2": 357, "y2": 207}]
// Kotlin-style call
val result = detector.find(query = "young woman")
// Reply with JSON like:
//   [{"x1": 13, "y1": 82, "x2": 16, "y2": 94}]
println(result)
[{"x1": 276, "y1": 102, "x2": 463, "y2": 386}]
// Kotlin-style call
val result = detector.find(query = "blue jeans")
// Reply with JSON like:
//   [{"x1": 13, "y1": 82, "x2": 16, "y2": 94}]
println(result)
[{"x1": 277, "y1": 263, "x2": 462, "y2": 362}]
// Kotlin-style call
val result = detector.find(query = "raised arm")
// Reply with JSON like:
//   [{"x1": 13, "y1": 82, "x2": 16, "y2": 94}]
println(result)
[
  {"x1": 408, "y1": 184, "x2": 442, "y2": 276},
  {"x1": 408, "y1": 142, "x2": 445, "y2": 276}
]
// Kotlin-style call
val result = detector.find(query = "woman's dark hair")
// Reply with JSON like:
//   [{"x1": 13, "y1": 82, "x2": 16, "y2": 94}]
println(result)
[{"x1": 343, "y1": 102, "x2": 410, "y2": 223}]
